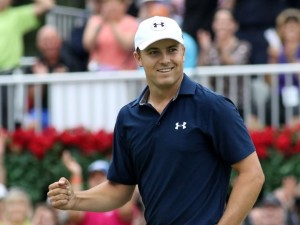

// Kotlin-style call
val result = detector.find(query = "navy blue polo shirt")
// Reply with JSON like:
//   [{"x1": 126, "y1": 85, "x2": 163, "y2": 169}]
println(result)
[{"x1": 108, "y1": 74, "x2": 255, "y2": 225}]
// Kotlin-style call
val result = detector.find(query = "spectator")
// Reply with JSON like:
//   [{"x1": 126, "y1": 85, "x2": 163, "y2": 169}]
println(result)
[
  {"x1": 30, "y1": 25, "x2": 80, "y2": 74},
  {"x1": 136, "y1": 0, "x2": 198, "y2": 69},
  {"x1": 0, "y1": 187, "x2": 33, "y2": 225},
  {"x1": 0, "y1": 0, "x2": 54, "y2": 129},
  {"x1": 0, "y1": 0, "x2": 54, "y2": 72},
  {"x1": 268, "y1": 8, "x2": 300, "y2": 91},
  {"x1": 83, "y1": 0, "x2": 139, "y2": 71},
  {"x1": 247, "y1": 194, "x2": 287, "y2": 225},
  {"x1": 31, "y1": 203, "x2": 59, "y2": 225},
  {"x1": 181, "y1": 0, "x2": 218, "y2": 40},
  {"x1": 274, "y1": 176, "x2": 300, "y2": 225},
  {"x1": 221, "y1": 0, "x2": 300, "y2": 64},
  {"x1": 61, "y1": 151, "x2": 145, "y2": 225},
  {"x1": 24, "y1": 25, "x2": 79, "y2": 130},
  {"x1": 66, "y1": 0, "x2": 103, "y2": 72},
  {"x1": 197, "y1": 8, "x2": 251, "y2": 66},
  {"x1": 197, "y1": 8, "x2": 251, "y2": 116},
  {"x1": 265, "y1": 8, "x2": 300, "y2": 125}
]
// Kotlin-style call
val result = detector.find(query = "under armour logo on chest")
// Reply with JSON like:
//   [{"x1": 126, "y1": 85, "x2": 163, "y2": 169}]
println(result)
[
  {"x1": 175, "y1": 122, "x2": 187, "y2": 130},
  {"x1": 153, "y1": 22, "x2": 164, "y2": 28}
]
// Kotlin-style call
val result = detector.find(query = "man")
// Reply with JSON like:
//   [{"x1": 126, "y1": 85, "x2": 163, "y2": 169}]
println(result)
[
  {"x1": 220, "y1": 0, "x2": 300, "y2": 64},
  {"x1": 24, "y1": 25, "x2": 79, "y2": 130},
  {"x1": 48, "y1": 16, "x2": 265, "y2": 225}
]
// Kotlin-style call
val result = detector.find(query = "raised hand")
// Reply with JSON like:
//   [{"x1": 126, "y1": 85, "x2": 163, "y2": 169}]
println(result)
[
  {"x1": 62, "y1": 151, "x2": 82, "y2": 176},
  {"x1": 0, "y1": 129, "x2": 6, "y2": 158}
]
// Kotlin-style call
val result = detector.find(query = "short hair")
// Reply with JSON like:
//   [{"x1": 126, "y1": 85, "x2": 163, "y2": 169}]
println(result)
[
  {"x1": 276, "y1": 8, "x2": 300, "y2": 41},
  {"x1": 3, "y1": 187, "x2": 32, "y2": 219}
]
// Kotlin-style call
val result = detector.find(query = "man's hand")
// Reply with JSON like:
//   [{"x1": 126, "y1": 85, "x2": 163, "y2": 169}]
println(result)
[{"x1": 48, "y1": 177, "x2": 76, "y2": 210}]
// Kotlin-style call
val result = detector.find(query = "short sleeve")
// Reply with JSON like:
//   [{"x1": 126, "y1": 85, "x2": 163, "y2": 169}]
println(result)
[
  {"x1": 207, "y1": 96, "x2": 255, "y2": 164},
  {"x1": 13, "y1": 5, "x2": 39, "y2": 34},
  {"x1": 107, "y1": 107, "x2": 137, "y2": 185}
]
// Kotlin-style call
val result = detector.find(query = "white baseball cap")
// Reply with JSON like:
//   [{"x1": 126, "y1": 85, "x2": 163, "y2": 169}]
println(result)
[{"x1": 134, "y1": 16, "x2": 184, "y2": 50}]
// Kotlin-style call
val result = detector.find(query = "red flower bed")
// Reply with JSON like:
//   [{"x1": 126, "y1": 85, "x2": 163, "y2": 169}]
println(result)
[
  {"x1": 249, "y1": 124, "x2": 300, "y2": 159},
  {"x1": 2, "y1": 124, "x2": 300, "y2": 200},
  {"x1": 249, "y1": 123, "x2": 300, "y2": 192},
  {"x1": 7, "y1": 126, "x2": 113, "y2": 159}
]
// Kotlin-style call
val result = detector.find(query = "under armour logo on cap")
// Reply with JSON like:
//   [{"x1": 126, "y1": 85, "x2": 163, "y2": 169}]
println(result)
[
  {"x1": 152, "y1": 20, "x2": 166, "y2": 31},
  {"x1": 134, "y1": 16, "x2": 184, "y2": 50},
  {"x1": 153, "y1": 22, "x2": 164, "y2": 28}
]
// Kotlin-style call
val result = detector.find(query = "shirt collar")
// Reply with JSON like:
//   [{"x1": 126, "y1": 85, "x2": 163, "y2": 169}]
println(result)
[{"x1": 132, "y1": 73, "x2": 197, "y2": 107}]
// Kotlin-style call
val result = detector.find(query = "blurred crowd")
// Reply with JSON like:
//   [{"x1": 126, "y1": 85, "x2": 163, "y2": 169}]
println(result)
[
  {"x1": 0, "y1": 0, "x2": 300, "y2": 130},
  {"x1": 0, "y1": 130, "x2": 146, "y2": 225},
  {"x1": 1, "y1": 0, "x2": 300, "y2": 224}
]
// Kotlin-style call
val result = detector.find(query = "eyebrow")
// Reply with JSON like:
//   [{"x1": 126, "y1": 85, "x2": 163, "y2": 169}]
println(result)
[{"x1": 145, "y1": 44, "x2": 180, "y2": 52}]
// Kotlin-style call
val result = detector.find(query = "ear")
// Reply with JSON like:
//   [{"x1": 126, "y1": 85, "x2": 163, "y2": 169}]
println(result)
[{"x1": 133, "y1": 51, "x2": 143, "y2": 67}]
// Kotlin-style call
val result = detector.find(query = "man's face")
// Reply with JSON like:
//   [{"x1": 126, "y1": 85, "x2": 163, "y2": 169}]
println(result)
[
  {"x1": 37, "y1": 28, "x2": 62, "y2": 60},
  {"x1": 134, "y1": 39, "x2": 185, "y2": 90}
]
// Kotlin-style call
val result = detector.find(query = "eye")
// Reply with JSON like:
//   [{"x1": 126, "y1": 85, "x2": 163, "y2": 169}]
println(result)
[
  {"x1": 148, "y1": 50, "x2": 159, "y2": 55},
  {"x1": 169, "y1": 47, "x2": 178, "y2": 53}
]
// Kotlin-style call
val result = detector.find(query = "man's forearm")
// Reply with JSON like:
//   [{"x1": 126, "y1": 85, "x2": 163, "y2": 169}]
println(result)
[
  {"x1": 73, "y1": 181, "x2": 135, "y2": 212},
  {"x1": 217, "y1": 170, "x2": 264, "y2": 225}
]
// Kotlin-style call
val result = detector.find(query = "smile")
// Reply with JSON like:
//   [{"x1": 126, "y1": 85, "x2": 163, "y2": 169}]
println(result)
[{"x1": 157, "y1": 67, "x2": 174, "y2": 72}]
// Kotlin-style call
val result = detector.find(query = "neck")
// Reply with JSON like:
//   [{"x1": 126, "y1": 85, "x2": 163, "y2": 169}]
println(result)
[
  {"x1": 148, "y1": 77, "x2": 183, "y2": 114},
  {"x1": 284, "y1": 41, "x2": 299, "y2": 49},
  {"x1": 46, "y1": 57, "x2": 59, "y2": 66},
  {"x1": 216, "y1": 36, "x2": 236, "y2": 48}
]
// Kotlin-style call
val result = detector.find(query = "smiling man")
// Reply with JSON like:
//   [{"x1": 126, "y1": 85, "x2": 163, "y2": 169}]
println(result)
[{"x1": 48, "y1": 16, "x2": 265, "y2": 225}]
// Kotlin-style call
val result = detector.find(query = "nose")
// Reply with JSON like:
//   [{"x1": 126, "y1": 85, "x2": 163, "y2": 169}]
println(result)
[{"x1": 159, "y1": 51, "x2": 171, "y2": 64}]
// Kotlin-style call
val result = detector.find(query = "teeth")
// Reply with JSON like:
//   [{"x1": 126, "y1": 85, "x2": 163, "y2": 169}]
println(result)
[{"x1": 158, "y1": 68, "x2": 172, "y2": 72}]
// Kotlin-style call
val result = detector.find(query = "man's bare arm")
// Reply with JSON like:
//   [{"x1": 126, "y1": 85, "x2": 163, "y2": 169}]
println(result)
[
  {"x1": 217, "y1": 152, "x2": 265, "y2": 225},
  {"x1": 48, "y1": 177, "x2": 136, "y2": 212}
]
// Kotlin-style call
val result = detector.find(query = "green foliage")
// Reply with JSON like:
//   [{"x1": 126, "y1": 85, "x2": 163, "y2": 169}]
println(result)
[
  {"x1": 260, "y1": 149, "x2": 300, "y2": 193},
  {"x1": 5, "y1": 145, "x2": 108, "y2": 204}
]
